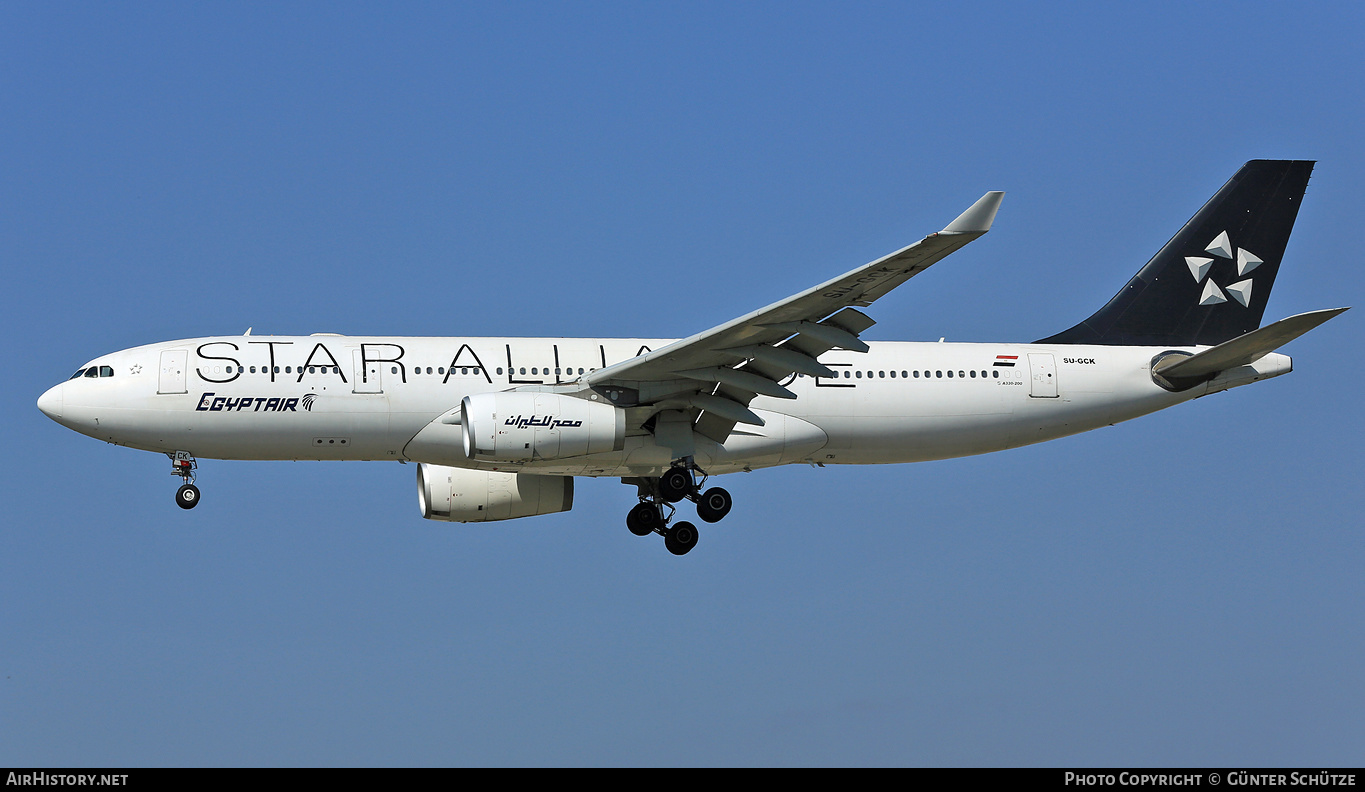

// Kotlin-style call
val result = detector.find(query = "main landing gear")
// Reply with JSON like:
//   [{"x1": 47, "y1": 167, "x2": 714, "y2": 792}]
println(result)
[
  {"x1": 624, "y1": 461, "x2": 733, "y2": 556},
  {"x1": 170, "y1": 451, "x2": 200, "y2": 510}
]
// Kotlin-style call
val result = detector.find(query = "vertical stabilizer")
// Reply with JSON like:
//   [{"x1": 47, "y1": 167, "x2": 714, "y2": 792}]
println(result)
[{"x1": 1039, "y1": 160, "x2": 1314, "y2": 346}]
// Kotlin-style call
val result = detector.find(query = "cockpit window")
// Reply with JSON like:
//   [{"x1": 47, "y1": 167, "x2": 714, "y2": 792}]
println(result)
[
  {"x1": 70, "y1": 369, "x2": 87, "y2": 380},
  {"x1": 100, "y1": 366, "x2": 114, "y2": 377},
  {"x1": 84, "y1": 368, "x2": 99, "y2": 378}
]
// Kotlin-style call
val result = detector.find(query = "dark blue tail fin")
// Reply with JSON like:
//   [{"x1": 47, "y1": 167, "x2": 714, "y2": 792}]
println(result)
[{"x1": 1039, "y1": 160, "x2": 1314, "y2": 346}]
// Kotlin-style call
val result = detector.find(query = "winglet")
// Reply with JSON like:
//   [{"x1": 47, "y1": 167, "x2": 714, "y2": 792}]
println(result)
[{"x1": 941, "y1": 191, "x2": 1005, "y2": 235}]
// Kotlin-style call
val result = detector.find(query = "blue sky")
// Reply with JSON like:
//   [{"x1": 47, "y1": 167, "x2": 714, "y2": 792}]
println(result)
[{"x1": 3, "y1": 1, "x2": 1362, "y2": 766}]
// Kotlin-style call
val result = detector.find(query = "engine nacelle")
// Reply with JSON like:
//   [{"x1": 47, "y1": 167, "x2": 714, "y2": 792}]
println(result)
[
  {"x1": 461, "y1": 392, "x2": 625, "y2": 463},
  {"x1": 417, "y1": 464, "x2": 573, "y2": 522}
]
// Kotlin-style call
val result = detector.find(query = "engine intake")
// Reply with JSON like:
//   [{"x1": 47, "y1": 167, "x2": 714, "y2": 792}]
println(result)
[
  {"x1": 461, "y1": 392, "x2": 625, "y2": 463},
  {"x1": 418, "y1": 464, "x2": 573, "y2": 522}
]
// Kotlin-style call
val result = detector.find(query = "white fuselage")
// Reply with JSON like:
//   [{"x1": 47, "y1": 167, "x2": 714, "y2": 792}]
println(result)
[
  {"x1": 37, "y1": 333, "x2": 1294, "y2": 475},
  {"x1": 39, "y1": 334, "x2": 1291, "y2": 477}
]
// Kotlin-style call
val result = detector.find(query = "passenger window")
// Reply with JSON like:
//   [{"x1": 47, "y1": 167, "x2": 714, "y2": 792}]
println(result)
[
  {"x1": 878, "y1": 371, "x2": 884, "y2": 378},
  {"x1": 855, "y1": 371, "x2": 862, "y2": 378},
  {"x1": 889, "y1": 371, "x2": 896, "y2": 378},
  {"x1": 497, "y1": 368, "x2": 503, "y2": 375},
  {"x1": 993, "y1": 370, "x2": 999, "y2": 378},
  {"x1": 970, "y1": 370, "x2": 976, "y2": 378},
  {"x1": 936, "y1": 371, "x2": 942, "y2": 378},
  {"x1": 843, "y1": 371, "x2": 850, "y2": 378},
  {"x1": 391, "y1": 367, "x2": 398, "y2": 374},
  {"x1": 913, "y1": 371, "x2": 919, "y2": 378},
  {"x1": 274, "y1": 366, "x2": 280, "y2": 374},
  {"x1": 285, "y1": 366, "x2": 292, "y2": 373},
  {"x1": 959, "y1": 371, "x2": 965, "y2": 378},
  {"x1": 100, "y1": 366, "x2": 114, "y2": 377},
  {"x1": 520, "y1": 368, "x2": 526, "y2": 375}
]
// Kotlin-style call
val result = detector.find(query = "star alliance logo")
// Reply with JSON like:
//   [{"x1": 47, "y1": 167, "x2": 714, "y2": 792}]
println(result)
[{"x1": 1185, "y1": 231, "x2": 1260, "y2": 307}]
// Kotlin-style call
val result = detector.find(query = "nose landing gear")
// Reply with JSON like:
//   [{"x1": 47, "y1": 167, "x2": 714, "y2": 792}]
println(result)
[
  {"x1": 170, "y1": 451, "x2": 200, "y2": 510},
  {"x1": 622, "y1": 461, "x2": 732, "y2": 556}
]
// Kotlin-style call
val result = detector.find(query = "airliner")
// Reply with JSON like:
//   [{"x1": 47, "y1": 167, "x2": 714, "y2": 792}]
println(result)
[{"x1": 37, "y1": 160, "x2": 1346, "y2": 555}]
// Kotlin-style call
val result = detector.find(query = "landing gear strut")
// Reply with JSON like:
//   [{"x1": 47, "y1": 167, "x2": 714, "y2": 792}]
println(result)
[
  {"x1": 622, "y1": 460, "x2": 733, "y2": 555},
  {"x1": 170, "y1": 451, "x2": 200, "y2": 510}
]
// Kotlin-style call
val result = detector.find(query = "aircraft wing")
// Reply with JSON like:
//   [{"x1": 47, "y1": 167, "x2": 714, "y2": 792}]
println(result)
[{"x1": 585, "y1": 191, "x2": 1005, "y2": 443}]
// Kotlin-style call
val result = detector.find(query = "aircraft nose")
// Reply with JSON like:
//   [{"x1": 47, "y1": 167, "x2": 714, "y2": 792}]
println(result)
[{"x1": 37, "y1": 383, "x2": 64, "y2": 421}]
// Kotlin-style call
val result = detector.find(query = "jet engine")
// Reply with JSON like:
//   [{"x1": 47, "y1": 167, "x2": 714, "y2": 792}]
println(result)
[
  {"x1": 417, "y1": 464, "x2": 573, "y2": 522},
  {"x1": 460, "y1": 392, "x2": 625, "y2": 463}
]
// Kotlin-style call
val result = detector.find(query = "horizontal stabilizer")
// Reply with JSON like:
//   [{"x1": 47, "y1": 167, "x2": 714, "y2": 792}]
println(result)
[{"x1": 1155, "y1": 307, "x2": 1349, "y2": 380}]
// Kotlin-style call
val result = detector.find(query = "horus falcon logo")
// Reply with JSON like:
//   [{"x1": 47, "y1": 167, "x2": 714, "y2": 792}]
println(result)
[
  {"x1": 1185, "y1": 230, "x2": 1261, "y2": 308},
  {"x1": 301, "y1": 394, "x2": 316, "y2": 411}
]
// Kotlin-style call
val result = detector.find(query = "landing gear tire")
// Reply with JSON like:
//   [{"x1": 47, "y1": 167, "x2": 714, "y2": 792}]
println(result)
[
  {"x1": 175, "y1": 484, "x2": 201, "y2": 510},
  {"x1": 626, "y1": 502, "x2": 663, "y2": 536},
  {"x1": 696, "y1": 487, "x2": 732, "y2": 523},
  {"x1": 658, "y1": 466, "x2": 693, "y2": 503},
  {"x1": 664, "y1": 521, "x2": 699, "y2": 556}
]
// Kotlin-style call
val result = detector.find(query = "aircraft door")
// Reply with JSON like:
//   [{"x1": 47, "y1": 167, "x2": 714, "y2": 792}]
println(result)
[
  {"x1": 1028, "y1": 353, "x2": 1059, "y2": 398},
  {"x1": 158, "y1": 350, "x2": 188, "y2": 394},
  {"x1": 352, "y1": 349, "x2": 382, "y2": 394}
]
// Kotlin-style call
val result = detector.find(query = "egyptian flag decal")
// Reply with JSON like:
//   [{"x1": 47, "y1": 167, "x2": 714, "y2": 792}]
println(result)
[{"x1": 993, "y1": 355, "x2": 1018, "y2": 368}]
